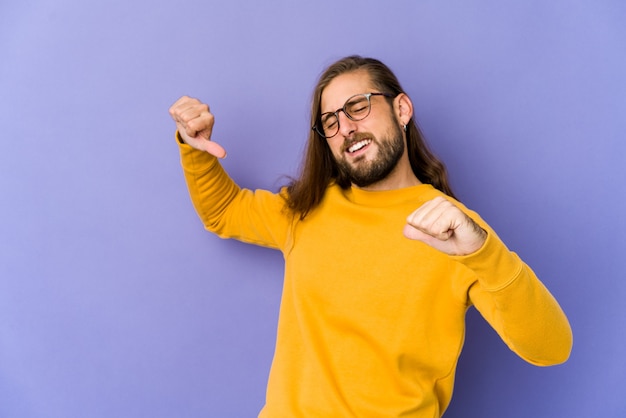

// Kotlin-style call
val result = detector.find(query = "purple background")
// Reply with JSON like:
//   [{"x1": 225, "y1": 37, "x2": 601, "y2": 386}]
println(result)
[{"x1": 1, "y1": 1, "x2": 625, "y2": 416}]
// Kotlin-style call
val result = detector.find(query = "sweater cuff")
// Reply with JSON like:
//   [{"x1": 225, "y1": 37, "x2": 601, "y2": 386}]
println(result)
[
  {"x1": 451, "y1": 230, "x2": 524, "y2": 291},
  {"x1": 177, "y1": 132, "x2": 218, "y2": 172}
]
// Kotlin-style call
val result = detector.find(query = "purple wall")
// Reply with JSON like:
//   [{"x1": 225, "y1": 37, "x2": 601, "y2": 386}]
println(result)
[{"x1": 1, "y1": 1, "x2": 624, "y2": 416}]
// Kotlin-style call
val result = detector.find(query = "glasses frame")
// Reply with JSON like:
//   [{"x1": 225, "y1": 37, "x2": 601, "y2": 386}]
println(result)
[{"x1": 312, "y1": 92, "x2": 393, "y2": 139}]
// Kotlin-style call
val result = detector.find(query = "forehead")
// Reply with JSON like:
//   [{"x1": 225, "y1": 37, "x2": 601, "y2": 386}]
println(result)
[{"x1": 320, "y1": 70, "x2": 374, "y2": 112}]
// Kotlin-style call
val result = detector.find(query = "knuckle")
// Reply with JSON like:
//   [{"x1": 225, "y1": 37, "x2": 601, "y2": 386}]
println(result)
[
  {"x1": 187, "y1": 118, "x2": 201, "y2": 131},
  {"x1": 178, "y1": 114, "x2": 191, "y2": 125}
]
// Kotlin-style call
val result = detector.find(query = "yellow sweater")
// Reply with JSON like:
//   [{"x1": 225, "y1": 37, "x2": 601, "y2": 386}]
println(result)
[{"x1": 180, "y1": 144, "x2": 572, "y2": 417}]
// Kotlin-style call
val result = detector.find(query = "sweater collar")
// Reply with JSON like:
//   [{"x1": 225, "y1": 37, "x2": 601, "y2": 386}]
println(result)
[{"x1": 344, "y1": 183, "x2": 435, "y2": 207}]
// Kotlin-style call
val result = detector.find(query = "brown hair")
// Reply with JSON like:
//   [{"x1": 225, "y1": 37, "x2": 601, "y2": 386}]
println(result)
[{"x1": 285, "y1": 55, "x2": 456, "y2": 219}]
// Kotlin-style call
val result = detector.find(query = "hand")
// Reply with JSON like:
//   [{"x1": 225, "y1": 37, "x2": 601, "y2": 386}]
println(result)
[
  {"x1": 403, "y1": 197, "x2": 487, "y2": 256},
  {"x1": 168, "y1": 96, "x2": 227, "y2": 158}
]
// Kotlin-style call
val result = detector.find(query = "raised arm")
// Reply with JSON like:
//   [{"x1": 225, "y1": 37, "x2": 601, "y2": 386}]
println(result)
[
  {"x1": 404, "y1": 197, "x2": 573, "y2": 365},
  {"x1": 169, "y1": 96, "x2": 291, "y2": 251}
]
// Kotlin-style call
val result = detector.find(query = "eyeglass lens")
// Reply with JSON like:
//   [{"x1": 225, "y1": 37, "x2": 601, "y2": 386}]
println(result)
[{"x1": 318, "y1": 94, "x2": 373, "y2": 138}]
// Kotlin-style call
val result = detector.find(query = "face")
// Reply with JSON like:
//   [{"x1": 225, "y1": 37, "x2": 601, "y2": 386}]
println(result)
[{"x1": 320, "y1": 71, "x2": 406, "y2": 188}]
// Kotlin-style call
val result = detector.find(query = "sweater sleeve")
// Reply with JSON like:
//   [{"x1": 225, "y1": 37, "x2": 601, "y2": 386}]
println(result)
[
  {"x1": 453, "y1": 225, "x2": 573, "y2": 366},
  {"x1": 179, "y1": 141, "x2": 291, "y2": 251}
]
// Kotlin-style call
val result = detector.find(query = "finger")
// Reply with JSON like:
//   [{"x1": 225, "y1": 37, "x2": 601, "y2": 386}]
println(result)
[
  {"x1": 403, "y1": 223, "x2": 454, "y2": 251},
  {"x1": 406, "y1": 197, "x2": 455, "y2": 240},
  {"x1": 406, "y1": 197, "x2": 447, "y2": 224},
  {"x1": 176, "y1": 101, "x2": 209, "y2": 121},
  {"x1": 202, "y1": 140, "x2": 227, "y2": 159},
  {"x1": 170, "y1": 96, "x2": 209, "y2": 122},
  {"x1": 169, "y1": 96, "x2": 201, "y2": 121},
  {"x1": 168, "y1": 96, "x2": 189, "y2": 117},
  {"x1": 171, "y1": 104, "x2": 214, "y2": 141},
  {"x1": 403, "y1": 223, "x2": 431, "y2": 241},
  {"x1": 182, "y1": 111, "x2": 214, "y2": 139}
]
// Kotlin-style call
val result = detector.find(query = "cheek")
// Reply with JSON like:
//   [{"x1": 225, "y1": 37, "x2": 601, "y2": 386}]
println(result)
[{"x1": 327, "y1": 138, "x2": 344, "y2": 157}]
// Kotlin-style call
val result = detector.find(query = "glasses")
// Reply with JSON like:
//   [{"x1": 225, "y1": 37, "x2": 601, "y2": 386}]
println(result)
[{"x1": 312, "y1": 92, "x2": 392, "y2": 139}]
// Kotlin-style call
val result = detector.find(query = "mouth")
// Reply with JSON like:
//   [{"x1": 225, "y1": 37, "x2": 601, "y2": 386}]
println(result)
[{"x1": 346, "y1": 139, "x2": 372, "y2": 154}]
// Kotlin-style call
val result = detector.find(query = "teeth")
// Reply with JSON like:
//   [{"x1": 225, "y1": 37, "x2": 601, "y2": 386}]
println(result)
[{"x1": 348, "y1": 139, "x2": 371, "y2": 153}]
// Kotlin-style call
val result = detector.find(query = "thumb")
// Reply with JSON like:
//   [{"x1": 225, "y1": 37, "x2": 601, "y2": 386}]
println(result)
[
  {"x1": 403, "y1": 223, "x2": 452, "y2": 242},
  {"x1": 403, "y1": 224, "x2": 431, "y2": 242},
  {"x1": 192, "y1": 129, "x2": 227, "y2": 159},
  {"x1": 403, "y1": 223, "x2": 456, "y2": 255},
  {"x1": 202, "y1": 140, "x2": 227, "y2": 159}
]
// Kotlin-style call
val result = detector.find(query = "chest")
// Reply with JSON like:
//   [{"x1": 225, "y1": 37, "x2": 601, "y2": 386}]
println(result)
[{"x1": 284, "y1": 203, "x2": 468, "y2": 322}]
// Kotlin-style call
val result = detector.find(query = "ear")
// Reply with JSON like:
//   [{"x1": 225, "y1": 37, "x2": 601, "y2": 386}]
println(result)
[{"x1": 394, "y1": 93, "x2": 414, "y2": 126}]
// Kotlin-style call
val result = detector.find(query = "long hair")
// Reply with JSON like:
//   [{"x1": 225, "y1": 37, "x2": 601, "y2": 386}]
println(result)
[{"x1": 285, "y1": 55, "x2": 456, "y2": 219}]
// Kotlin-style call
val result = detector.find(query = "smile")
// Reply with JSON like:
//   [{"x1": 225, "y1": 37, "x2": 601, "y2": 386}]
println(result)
[{"x1": 347, "y1": 139, "x2": 372, "y2": 153}]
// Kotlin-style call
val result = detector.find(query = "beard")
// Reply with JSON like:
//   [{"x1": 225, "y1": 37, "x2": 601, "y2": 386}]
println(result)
[{"x1": 335, "y1": 124, "x2": 405, "y2": 188}]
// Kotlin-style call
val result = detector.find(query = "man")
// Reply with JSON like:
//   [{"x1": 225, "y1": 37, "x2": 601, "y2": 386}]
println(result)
[{"x1": 169, "y1": 56, "x2": 572, "y2": 417}]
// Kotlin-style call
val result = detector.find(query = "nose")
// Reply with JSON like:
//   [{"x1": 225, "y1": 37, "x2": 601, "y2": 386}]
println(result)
[{"x1": 336, "y1": 110, "x2": 357, "y2": 137}]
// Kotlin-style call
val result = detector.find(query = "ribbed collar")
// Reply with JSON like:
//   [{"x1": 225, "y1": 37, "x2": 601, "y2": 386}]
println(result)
[{"x1": 343, "y1": 183, "x2": 435, "y2": 207}]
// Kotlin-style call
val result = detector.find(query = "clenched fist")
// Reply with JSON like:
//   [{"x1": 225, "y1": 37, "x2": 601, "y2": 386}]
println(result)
[
  {"x1": 169, "y1": 96, "x2": 227, "y2": 158},
  {"x1": 403, "y1": 197, "x2": 487, "y2": 256}
]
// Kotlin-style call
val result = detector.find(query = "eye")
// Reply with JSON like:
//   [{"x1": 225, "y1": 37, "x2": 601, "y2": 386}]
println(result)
[
  {"x1": 346, "y1": 97, "x2": 369, "y2": 116},
  {"x1": 323, "y1": 117, "x2": 338, "y2": 132}
]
